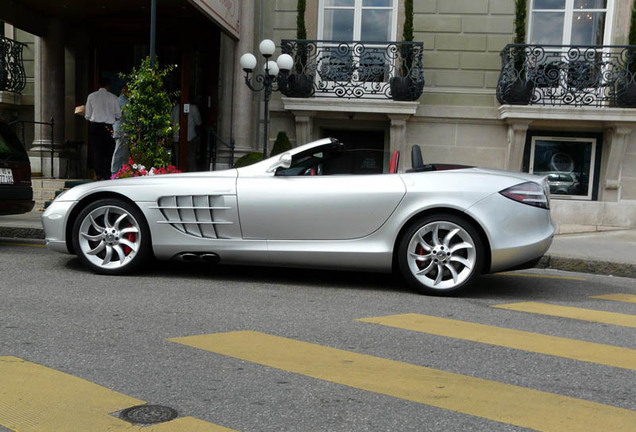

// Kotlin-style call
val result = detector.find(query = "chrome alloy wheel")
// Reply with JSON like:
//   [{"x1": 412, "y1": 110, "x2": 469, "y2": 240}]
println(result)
[
  {"x1": 405, "y1": 220, "x2": 477, "y2": 291},
  {"x1": 77, "y1": 205, "x2": 142, "y2": 270}
]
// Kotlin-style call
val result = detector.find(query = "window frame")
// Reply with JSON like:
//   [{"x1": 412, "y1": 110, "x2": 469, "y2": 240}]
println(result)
[
  {"x1": 527, "y1": 0, "x2": 615, "y2": 46},
  {"x1": 317, "y1": 0, "x2": 399, "y2": 43},
  {"x1": 524, "y1": 131, "x2": 603, "y2": 201}
]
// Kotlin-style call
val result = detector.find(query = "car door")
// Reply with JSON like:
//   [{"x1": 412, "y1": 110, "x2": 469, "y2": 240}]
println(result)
[{"x1": 237, "y1": 174, "x2": 406, "y2": 240}]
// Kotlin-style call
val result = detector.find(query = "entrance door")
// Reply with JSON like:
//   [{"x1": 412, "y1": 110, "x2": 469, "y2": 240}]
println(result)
[{"x1": 322, "y1": 129, "x2": 386, "y2": 174}]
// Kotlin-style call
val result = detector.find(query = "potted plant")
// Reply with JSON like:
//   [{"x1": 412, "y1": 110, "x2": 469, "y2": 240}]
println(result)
[
  {"x1": 282, "y1": 0, "x2": 315, "y2": 98},
  {"x1": 116, "y1": 57, "x2": 176, "y2": 174},
  {"x1": 616, "y1": 4, "x2": 636, "y2": 107},
  {"x1": 390, "y1": 0, "x2": 424, "y2": 101},
  {"x1": 497, "y1": 0, "x2": 534, "y2": 105}
]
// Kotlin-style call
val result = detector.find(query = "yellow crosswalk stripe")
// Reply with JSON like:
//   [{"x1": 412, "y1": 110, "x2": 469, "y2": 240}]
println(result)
[
  {"x1": 493, "y1": 302, "x2": 636, "y2": 328},
  {"x1": 357, "y1": 313, "x2": 636, "y2": 370},
  {"x1": 169, "y1": 331, "x2": 636, "y2": 432},
  {"x1": 0, "y1": 356, "x2": 237, "y2": 432},
  {"x1": 497, "y1": 272, "x2": 587, "y2": 281},
  {"x1": 590, "y1": 293, "x2": 636, "y2": 304}
]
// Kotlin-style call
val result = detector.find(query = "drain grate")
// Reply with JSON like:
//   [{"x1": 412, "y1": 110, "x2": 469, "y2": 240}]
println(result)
[{"x1": 120, "y1": 404, "x2": 178, "y2": 424}]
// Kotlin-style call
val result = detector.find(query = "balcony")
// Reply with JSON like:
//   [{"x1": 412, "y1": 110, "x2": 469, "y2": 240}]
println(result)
[
  {"x1": 279, "y1": 40, "x2": 424, "y2": 101},
  {"x1": 497, "y1": 44, "x2": 636, "y2": 108},
  {"x1": 0, "y1": 35, "x2": 27, "y2": 94}
]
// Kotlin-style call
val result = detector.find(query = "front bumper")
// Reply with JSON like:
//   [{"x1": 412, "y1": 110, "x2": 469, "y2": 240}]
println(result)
[{"x1": 42, "y1": 200, "x2": 75, "y2": 254}]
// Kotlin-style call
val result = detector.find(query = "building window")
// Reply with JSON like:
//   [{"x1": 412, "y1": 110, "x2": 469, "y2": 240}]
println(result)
[
  {"x1": 318, "y1": 0, "x2": 398, "y2": 42},
  {"x1": 528, "y1": 0, "x2": 614, "y2": 46},
  {"x1": 525, "y1": 132, "x2": 602, "y2": 200}
]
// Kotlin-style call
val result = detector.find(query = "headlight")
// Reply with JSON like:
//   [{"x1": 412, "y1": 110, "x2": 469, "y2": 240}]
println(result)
[{"x1": 500, "y1": 181, "x2": 550, "y2": 209}]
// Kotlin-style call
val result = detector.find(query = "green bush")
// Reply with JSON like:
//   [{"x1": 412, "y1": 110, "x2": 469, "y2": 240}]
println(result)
[
  {"x1": 234, "y1": 152, "x2": 264, "y2": 168},
  {"x1": 271, "y1": 131, "x2": 292, "y2": 156}
]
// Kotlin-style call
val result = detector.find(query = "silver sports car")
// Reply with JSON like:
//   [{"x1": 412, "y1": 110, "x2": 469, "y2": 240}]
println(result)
[{"x1": 42, "y1": 138, "x2": 555, "y2": 295}]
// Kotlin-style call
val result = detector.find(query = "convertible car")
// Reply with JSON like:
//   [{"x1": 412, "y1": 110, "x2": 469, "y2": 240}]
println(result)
[{"x1": 42, "y1": 138, "x2": 555, "y2": 295}]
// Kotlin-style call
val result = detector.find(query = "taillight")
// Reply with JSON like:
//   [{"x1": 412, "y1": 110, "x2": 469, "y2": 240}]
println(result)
[{"x1": 500, "y1": 181, "x2": 550, "y2": 209}]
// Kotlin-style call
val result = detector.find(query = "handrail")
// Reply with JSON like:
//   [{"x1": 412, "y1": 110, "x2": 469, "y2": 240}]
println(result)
[{"x1": 207, "y1": 128, "x2": 235, "y2": 170}]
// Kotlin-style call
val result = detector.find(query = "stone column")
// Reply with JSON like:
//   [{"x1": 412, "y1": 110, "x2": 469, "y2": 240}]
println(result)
[
  {"x1": 291, "y1": 111, "x2": 315, "y2": 146},
  {"x1": 31, "y1": 18, "x2": 66, "y2": 178},
  {"x1": 603, "y1": 125, "x2": 634, "y2": 201},
  {"x1": 231, "y1": 0, "x2": 256, "y2": 155},
  {"x1": 505, "y1": 120, "x2": 532, "y2": 172},
  {"x1": 388, "y1": 114, "x2": 410, "y2": 171}
]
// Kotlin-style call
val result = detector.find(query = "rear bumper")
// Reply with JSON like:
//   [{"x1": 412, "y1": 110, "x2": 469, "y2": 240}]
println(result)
[{"x1": 0, "y1": 199, "x2": 35, "y2": 215}]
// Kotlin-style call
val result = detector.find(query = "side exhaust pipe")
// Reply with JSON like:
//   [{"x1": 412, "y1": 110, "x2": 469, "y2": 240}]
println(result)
[{"x1": 173, "y1": 252, "x2": 220, "y2": 264}]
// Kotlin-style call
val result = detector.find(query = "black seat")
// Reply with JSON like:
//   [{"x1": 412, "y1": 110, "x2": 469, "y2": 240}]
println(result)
[
  {"x1": 411, "y1": 145, "x2": 424, "y2": 170},
  {"x1": 407, "y1": 145, "x2": 435, "y2": 173}
]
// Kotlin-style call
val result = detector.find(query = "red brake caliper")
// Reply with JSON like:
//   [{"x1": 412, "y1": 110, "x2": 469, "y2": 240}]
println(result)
[
  {"x1": 415, "y1": 245, "x2": 424, "y2": 270},
  {"x1": 124, "y1": 225, "x2": 135, "y2": 256}
]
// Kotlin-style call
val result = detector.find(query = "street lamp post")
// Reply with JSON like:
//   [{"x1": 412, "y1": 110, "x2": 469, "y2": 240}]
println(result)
[{"x1": 240, "y1": 39, "x2": 293, "y2": 158}]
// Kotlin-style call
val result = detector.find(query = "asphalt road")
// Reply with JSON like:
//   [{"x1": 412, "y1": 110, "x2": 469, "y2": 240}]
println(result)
[{"x1": 0, "y1": 240, "x2": 635, "y2": 432}]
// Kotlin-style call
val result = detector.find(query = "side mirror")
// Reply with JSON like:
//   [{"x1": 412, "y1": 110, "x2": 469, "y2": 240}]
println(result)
[{"x1": 266, "y1": 152, "x2": 292, "y2": 173}]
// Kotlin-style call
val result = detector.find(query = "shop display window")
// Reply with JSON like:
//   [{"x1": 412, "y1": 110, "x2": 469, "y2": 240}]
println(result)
[{"x1": 526, "y1": 134, "x2": 600, "y2": 200}]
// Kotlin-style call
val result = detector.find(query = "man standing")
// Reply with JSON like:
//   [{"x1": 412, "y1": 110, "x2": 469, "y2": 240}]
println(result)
[{"x1": 85, "y1": 78, "x2": 121, "y2": 180}]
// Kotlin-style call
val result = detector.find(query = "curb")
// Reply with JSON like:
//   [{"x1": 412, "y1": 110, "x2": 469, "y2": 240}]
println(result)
[
  {"x1": 536, "y1": 254, "x2": 636, "y2": 279},
  {"x1": 0, "y1": 226, "x2": 45, "y2": 240}
]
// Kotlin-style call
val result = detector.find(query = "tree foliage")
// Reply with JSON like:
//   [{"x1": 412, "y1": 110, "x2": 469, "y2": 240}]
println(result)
[{"x1": 120, "y1": 57, "x2": 175, "y2": 169}]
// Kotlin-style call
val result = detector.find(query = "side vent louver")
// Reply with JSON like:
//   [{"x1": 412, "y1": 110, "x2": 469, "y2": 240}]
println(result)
[{"x1": 153, "y1": 195, "x2": 232, "y2": 239}]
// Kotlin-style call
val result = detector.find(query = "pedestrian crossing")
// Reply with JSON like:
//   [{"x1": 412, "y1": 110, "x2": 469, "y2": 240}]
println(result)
[
  {"x1": 1, "y1": 292, "x2": 634, "y2": 432},
  {"x1": 492, "y1": 301, "x2": 636, "y2": 328}
]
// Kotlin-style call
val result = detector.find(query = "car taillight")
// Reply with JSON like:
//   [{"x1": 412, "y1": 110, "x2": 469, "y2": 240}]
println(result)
[{"x1": 500, "y1": 181, "x2": 550, "y2": 209}]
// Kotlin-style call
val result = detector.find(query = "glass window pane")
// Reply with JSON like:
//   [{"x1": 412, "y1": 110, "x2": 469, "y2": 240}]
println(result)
[
  {"x1": 363, "y1": 0, "x2": 392, "y2": 6},
  {"x1": 530, "y1": 12, "x2": 565, "y2": 44},
  {"x1": 533, "y1": 0, "x2": 565, "y2": 9},
  {"x1": 532, "y1": 139, "x2": 593, "y2": 198},
  {"x1": 323, "y1": 10, "x2": 354, "y2": 40},
  {"x1": 361, "y1": 10, "x2": 391, "y2": 41},
  {"x1": 574, "y1": 0, "x2": 606, "y2": 9},
  {"x1": 571, "y1": 12, "x2": 605, "y2": 44},
  {"x1": 324, "y1": 0, "x2": 354, "y2": 6}
]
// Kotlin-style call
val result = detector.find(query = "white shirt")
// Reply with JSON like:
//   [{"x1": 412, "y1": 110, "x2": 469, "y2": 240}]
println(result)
[
  {"x1": 85, "y1": 88, "x2": 121, "y2": 125},
  {"x1": 171, "y1": 104, "x2": 202, "y2": 141}
]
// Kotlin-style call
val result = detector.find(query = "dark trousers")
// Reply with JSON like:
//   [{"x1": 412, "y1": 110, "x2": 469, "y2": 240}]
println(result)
[{"x1": 89, "y1": 122, "x2": 116, "y2": 180}]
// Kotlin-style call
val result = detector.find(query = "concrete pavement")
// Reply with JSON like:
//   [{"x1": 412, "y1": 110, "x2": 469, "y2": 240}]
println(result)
[{"x1": 1, "y1": 208, "x2": 635, "y2": 279}]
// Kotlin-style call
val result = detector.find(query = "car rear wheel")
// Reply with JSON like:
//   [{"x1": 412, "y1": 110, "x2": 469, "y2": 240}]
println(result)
[
  {"x1": 72, "y1": 198, "x2": 151, "y2": 275},
  {"x1": 398, "y1": 214, "x2": 484, "y2": 295}
]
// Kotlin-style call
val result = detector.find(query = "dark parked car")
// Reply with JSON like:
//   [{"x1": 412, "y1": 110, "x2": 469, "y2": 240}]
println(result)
[{"x1": 0, "y1": 121, "x2": 34, "y2": 215}]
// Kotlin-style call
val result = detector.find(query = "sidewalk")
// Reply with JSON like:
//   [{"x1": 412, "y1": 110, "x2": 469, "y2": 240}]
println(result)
[{"x1": 1, "y1": 209, "x2": 635, "y2": 278}]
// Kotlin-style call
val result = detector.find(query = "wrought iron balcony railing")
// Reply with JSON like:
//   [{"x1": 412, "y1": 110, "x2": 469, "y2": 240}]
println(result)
[
  {"x1": 497, "y1": 44, "x2": 636, "y2": 107},
  {"x1": 0, "y1": 35, "x2": 27, "y2": 94},
  {"x1": 279, "y1": 40, "x2": 424, "y2": 101}
]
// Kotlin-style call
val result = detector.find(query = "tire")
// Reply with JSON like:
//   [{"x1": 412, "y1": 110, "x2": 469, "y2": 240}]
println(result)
[
  {"x1": 398, "y1": 213, "x2": 485, "y2": 295},
  {"x1": 72, "y1": 198, "x2": 151, "y2": 275}
]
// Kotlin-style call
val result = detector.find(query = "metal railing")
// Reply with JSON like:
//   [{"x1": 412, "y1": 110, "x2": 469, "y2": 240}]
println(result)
[
  {"x1": 497, "y1": 44, "x2": 636, "y2": 107},
  {"x1": 0, "y1": 35, "x2": 27, "y2": 94},
  {"x1": 207, "y1": 128, "x2": 235, "y2": 170},
  {"x1": 279, "y1": 40, "x2": 424, "y2": 100}
]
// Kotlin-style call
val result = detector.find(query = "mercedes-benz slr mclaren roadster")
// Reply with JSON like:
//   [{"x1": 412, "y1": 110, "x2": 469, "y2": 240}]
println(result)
[{"x1": 43, "y1": 138, "x2": 555, "y2": 295}]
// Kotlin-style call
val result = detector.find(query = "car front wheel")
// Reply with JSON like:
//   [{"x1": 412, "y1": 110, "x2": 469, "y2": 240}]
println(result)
[
  {"x1": 72, "y1": 198, "x2": 151, "y2": 275},
  {"x1": 398, "y1": 214, "x2": 484, "y2": 295}
]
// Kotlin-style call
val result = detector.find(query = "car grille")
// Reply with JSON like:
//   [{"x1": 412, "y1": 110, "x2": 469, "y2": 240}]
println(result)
[{"x1": 154, "y1": 195, "x2": 233, "y2": 239}]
